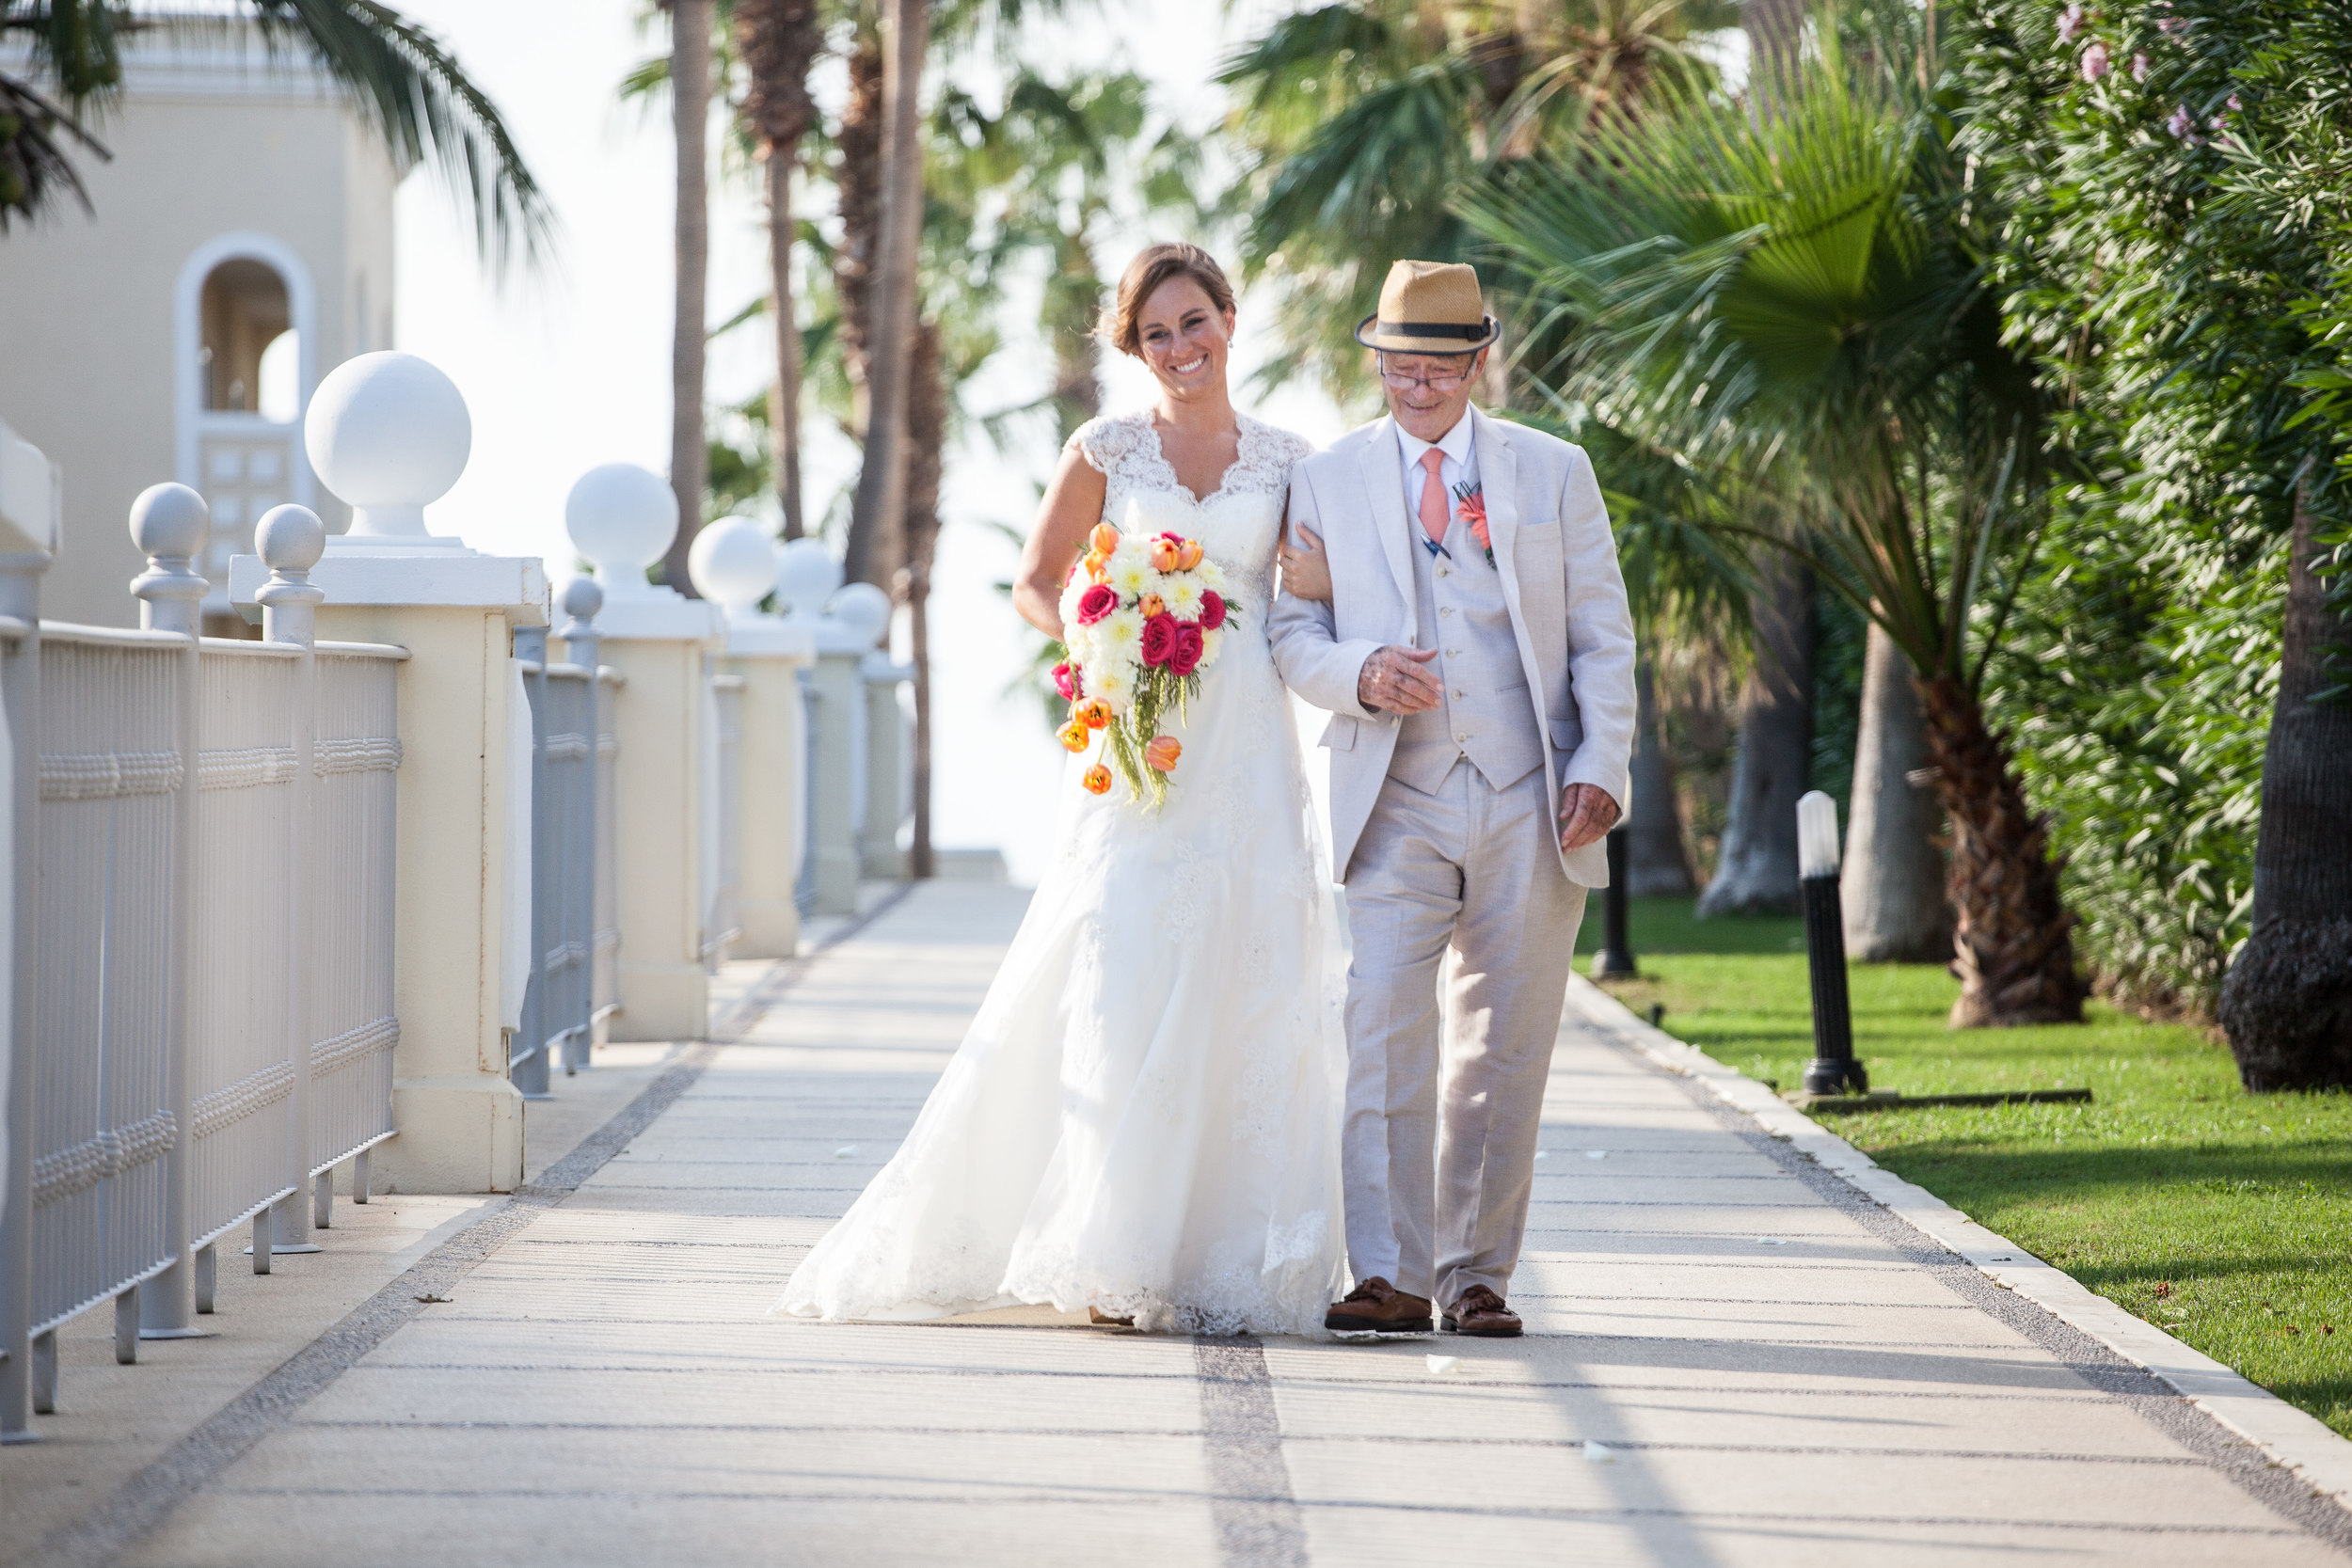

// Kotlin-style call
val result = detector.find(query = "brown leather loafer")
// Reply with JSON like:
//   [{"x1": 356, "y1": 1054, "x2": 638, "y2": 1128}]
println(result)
[
  {"x1": 1442, "y1": 1284, "x2": 1522, "y2": 1338},
  {"x1": 1325, "y1": 1276, "x2": 1435, "y2": 1338}
]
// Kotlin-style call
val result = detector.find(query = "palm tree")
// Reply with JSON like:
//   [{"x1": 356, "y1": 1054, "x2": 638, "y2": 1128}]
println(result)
[
  {"x1": 1466, "y1": 14, "x2": 2086, "y2": 1026},
  {"x1": 733, "y1": 0, "x2": 822, "y2": 540},
  {"x1": 1216, "y1": 0, "x2": 1733, "y2": 399},
  {"x1": 2, "y1": 0, "x2": 550, "y2": 261},
  {"x1": 662, "y1": 0, "x2": 716, "y2": 594}
]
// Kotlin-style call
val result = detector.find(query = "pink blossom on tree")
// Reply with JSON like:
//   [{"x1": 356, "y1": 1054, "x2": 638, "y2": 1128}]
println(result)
[
  {"x1": 2058, "y1": 3, "x2": 2085, "y2": 43},
  {"x1": 2131, "y1": 51, "x2": 2151, "y2": 81},
  {"x1": 2081, "y1": 40, "x2": 2112, "y2": 81}
]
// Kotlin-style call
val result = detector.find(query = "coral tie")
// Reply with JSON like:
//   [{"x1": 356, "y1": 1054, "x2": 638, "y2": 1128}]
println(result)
[{"x1": 1418, "y1": 448, "x2": 1450, "y2": 545}]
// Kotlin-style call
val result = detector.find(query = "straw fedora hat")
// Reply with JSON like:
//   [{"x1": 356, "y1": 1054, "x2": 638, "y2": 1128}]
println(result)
[{"x1": 1354, "y1": 260, "x2": 1500, "y2": 354}]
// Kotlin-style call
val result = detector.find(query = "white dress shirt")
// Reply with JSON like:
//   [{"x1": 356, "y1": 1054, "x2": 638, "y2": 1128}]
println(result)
[{"x1": 1393, "y1": 411, "x2": 1480, "y2": 542}]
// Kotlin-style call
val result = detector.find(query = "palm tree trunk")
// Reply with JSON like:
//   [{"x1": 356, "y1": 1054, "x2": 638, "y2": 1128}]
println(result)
[
  {"x1": 835, "y1": 27, "x2": 882, "y2": 421},
  {"x1": 903, "y1": 321, "x2": 946, "y2": 879},
  {"x1": 766, "y1": 151, "x2": 806, "y2": 540},
  {"x1": 1915, "y1": 673, "x2": 2087, "y2": 1026},
  {"x1": 843, "y1": 0, "x2": 930, "y2": 592},
  {"x1": 1626, "y1": 655, "x2": 1695, "y2": 896},
  {"x1": 1842, "y1": 620, "x2": 1951, "y2": 961},
  {"x1": 664, "y1": 0, "x2": 713, "y2": 594},
  {"x1": 735, "y1": 0, "x2": 819, "y2": 542},
  {"x1": 1699, "y1": 557, "x2": 1814, "y2": 916},
  {"x1": 2217, "y1": 488, "x2": 2352, "y2": 1087}
]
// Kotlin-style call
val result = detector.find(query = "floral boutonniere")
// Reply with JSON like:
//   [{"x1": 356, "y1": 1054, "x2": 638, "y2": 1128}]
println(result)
[{"x1": 1452, "y1": 481, "x2": 1492, "y2": 564}]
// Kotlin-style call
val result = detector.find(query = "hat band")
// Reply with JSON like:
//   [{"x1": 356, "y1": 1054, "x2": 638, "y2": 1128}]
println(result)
[{"x1": 1375, "y1": 319, "x2": 1488, "y2": 341}]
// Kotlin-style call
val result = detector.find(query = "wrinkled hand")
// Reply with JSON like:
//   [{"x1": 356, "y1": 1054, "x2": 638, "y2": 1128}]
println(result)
[
  {"x1": 1358, "y1": 645, "x2": 1442, "y2": 714},
  {"x1": 1278, "y1": 524, "x2": 1332, "y2": 603},
  {"x1": 1559, "y1": 784, "x2": 1620, "y2": 852}
]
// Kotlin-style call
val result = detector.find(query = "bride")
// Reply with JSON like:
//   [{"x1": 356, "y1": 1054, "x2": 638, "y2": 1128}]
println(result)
[{"x1": 778, "y1": 243, "x2": 1347, "y2": 1335}]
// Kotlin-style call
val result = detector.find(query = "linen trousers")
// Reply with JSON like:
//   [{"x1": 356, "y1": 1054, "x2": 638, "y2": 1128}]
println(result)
[{"x1": 1341, "y1": 757, "x2": 1586, "y2": 1307}]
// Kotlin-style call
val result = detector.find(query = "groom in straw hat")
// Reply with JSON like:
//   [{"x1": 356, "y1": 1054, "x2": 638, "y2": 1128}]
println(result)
[{"x1": 1270, "y1": 260, "x2": 1636, "y2": 1338}]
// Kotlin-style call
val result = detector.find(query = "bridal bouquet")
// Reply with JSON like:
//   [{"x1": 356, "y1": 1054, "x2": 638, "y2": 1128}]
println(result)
[{"x1": 1052, "y1": 512, "x2": 1236, "y2": 808}]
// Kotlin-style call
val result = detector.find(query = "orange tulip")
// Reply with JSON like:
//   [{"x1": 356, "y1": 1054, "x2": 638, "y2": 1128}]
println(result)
[
  {"x1": 1084, "y1": 549, "x2": 1109, "y2": 581},
  {"x1": 1082, "y1": 764, "x2": 1114, "y2": 795},
  {"x1": 1058, "y1": 719, "x2": 1091, "y2": 753},
  {"x1": 1176, "y1": 539, "x2": 1204, "y2": 571},
  {"x1": 1137, "y1": 593, "x2": 1166, "y2": 620},
  {"x1": 1089, "y1": 522, "x2": 1121, "y2": 556},
  {"x1": 1076, "y1": 698, "x2": 1114, "y2": 730},
  {"x1": 1149, "y1": 538, "x2": 1183, "y2": 572},
  {"x1": 1144, "y1": 735, "x2": 1182, "y2": 772}
]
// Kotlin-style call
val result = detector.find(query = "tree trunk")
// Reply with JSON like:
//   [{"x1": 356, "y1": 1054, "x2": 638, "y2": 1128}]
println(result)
[
  {"x1": 842, "y1": 0, "x2": 930, "y2": 592},
  {"x1": 766, "y1": 152, "x2": 806, "y2": 540},
  {"x1": 834, "y1": 27, "x2": 882, "y2": 410},
  {"x1": 1626, "y1": 654, "x2": 1695, "y2": 896},
  {"x1": 734, "y1": 0, "x2": 819, "y2": 542},
  {"x1": 664, "y1": 0, "x2": 713, "y2": 595},
  {"x1": 1915, "y1": 673, "x2": 2087, "y2": 1027},
  {"x1": 1699, "y1": 557, "x2": 1814, "y2": 916},
  {"x1": 2217, "y1": 489, "x2": 2352, "y2": 1088},
  {"x1": 1842, "y1": 620, "x2": 1951, "y2": 961},
  {"x1": 902, "y1": 320, "x2": 946, "y2": 879}
]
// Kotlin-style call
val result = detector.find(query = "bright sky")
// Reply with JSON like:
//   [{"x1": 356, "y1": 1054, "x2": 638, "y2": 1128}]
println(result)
[{"x1": 391, "y1": 0, "x2": 1348, "y2": 885}]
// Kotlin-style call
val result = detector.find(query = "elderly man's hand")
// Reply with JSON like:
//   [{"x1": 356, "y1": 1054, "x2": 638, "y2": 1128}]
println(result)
[
  {"x1": 1559, "y1": 784, "x2": 1620, "y2": 852},
  {"x1": 1358, "y1": 645, "x2": 1442, "y2": 714}
]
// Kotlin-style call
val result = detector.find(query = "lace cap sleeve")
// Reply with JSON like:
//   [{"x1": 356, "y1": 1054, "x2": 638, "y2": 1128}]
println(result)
[{"x1": 1066, "y1": 414, "x2": 1144, "y2": 477}]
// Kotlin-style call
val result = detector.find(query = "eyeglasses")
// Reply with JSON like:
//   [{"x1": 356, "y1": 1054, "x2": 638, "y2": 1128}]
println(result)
[{"x1": 1377, "y1": 360, "x2": 1473, "y2": 392}]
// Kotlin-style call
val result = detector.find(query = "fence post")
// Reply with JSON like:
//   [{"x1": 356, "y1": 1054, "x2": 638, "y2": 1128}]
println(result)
[
  {"x1": 778, "y1": 541, "x2": 888, "y2": 917},
  {"x1": 0, "y1": 420, "x2": 56, "y2": 1442},
  {"x1": 689, "y1": 519, "x2": 815, "y2": 958},
  {"x1": 511, "y1": 623, "x2": 553, "y2": 1101},
  {"x1": 128, "y1": 483, "x2": 210, "y2": 1337},
  {"x1": 230, "y1": 353, "x2": 548, "y2": 1194},
  {"x1": 255, "y1": 506, "x2": 328, "y2": 1248},
  {"x1": 564, "y1": 466, "x2": 723, "y2": 1041},
  {"x1": 859, "y1": 650, "x2": 914, "y2": 880},
  {"x1": 553, "y1": 578, "x2": 603, "y2": 1072}
]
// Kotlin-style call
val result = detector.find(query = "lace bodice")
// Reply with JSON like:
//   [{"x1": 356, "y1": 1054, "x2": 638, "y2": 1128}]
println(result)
[{"x1": 1068, "y1": 412, "x2": 1312, "y2": 582}]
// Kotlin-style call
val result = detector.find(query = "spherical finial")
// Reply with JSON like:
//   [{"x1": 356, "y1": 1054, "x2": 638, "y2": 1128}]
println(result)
[
  {"x1": 564, "y1": 463, "x2": 678, "y2": 598},
  {"x1": 828, "y1": 581, "x2": 893, "y2": 652},
  {"x1": 255, "y1": 503, "x2": 326, "y2": 573},
  {"x1": 559, "y1": 574, "x2": 605, "y2": 621},
  {"x1": 129, "y1": 483, "x2": 211, "y2": 561},
  {"x1": 773, "y1": 537, "x2": 845, "y2": 616},
  {"x1": 304, "y1": 352, "x2": 472, "y2": 536},
  {"x1": 688, "y1": 515, "x2": 779, "y2": 614}
]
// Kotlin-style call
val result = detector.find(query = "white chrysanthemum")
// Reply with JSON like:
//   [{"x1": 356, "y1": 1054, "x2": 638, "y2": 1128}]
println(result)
[
  {"x1": 1196, "y1": 558, "x2": 1229, "y2": 594},
  {"x1": 1063, "y1": 627, "x2": 1097, "y2": 671},
  {"x1": 1089, "y1": 662, "x2": 1135, "y2": 710},
  {"x1": 1139, "y1": 569, "x2": 1176, "y2": 604},
  {"x1": 1108, "y1": 554, "x2": 1152, "y2": 596},
  {"x1": 1164, "y1": 579, "x2": 1205, "y2": 620},
  {"x1": 1057, "y1": 578, "x2": 1089, "y2": 626},
  {"x1": 1096, "y1": 607, "x2": 1144, "y2": 658},
  {"x1": 1197, "y1": 626, "x2": 1225, "y2": 671}
]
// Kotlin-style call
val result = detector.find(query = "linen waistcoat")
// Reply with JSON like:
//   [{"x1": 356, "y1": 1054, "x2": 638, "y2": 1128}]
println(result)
[{"x1": 1389, "y1": 524, "x2": 1545, "y2": 795}]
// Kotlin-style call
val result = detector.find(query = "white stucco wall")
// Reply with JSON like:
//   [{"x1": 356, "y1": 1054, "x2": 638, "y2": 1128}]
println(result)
[{"x1": 0, "y1": 30, "x2": 400, "y2": 628}]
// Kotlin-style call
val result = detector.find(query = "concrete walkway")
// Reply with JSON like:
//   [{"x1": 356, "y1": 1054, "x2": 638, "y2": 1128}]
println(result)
[{"x1": 49, "y1": 882, "x2": 2352, "y2": 1565}]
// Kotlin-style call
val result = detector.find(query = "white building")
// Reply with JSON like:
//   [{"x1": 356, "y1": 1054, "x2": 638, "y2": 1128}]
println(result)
[{"x1": 0, "y1": 23, "x2": 400, "y2": 630}]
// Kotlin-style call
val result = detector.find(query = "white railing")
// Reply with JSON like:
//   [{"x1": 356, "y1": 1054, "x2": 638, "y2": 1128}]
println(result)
[
  {"x1": 1, "y1": 489, "x2": 405, "y2": 1424},
  {"x1": 705, "y1": 673, "x2": 745, "y2": 969},
  {"x1": 591, "y1": 662, "x2": 622, "y2": 1041}
]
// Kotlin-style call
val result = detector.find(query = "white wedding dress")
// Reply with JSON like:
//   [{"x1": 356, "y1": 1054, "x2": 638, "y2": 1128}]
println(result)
[{"x1": 778, "y1": 410, "x2": 1347, "y2": 1335}]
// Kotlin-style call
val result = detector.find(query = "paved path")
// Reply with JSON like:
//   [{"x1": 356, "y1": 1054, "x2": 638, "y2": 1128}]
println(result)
[{"x1": 102, "y1": 883, "x2": 2352, "y2": 1565}]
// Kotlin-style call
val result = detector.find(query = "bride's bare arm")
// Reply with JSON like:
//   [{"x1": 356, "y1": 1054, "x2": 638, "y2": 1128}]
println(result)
[{"x1": 1012, "y1": 448, "x2": 1109, "y2": 639}]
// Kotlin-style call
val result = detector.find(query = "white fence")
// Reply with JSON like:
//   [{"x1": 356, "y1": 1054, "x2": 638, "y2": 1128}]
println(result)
[{"x1": 0, "y1": 383, "x2": 893, "y2": 1441}]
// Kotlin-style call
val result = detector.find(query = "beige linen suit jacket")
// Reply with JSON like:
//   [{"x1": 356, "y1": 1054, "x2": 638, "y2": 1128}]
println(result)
[{"x1": 1268, "y1": 408, "x2": 1638, "y2": 886}]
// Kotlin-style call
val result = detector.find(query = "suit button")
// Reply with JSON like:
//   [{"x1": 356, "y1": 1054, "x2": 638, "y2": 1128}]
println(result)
[
  {"x1": 1454, "y1": 689, "x2": 1466, "y2": 699},
  {"x1": 1447, "y1": 648, "x2": 1461, "y2": 657},
  {"x1": 1455, "y1": 733, "x2": 1469, "y2": 743},
  {"x1": 1439, "y1": 607, "x2": 1455, "y2": 617}
]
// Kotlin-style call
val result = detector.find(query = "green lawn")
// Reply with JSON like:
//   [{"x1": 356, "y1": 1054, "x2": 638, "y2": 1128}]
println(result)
[{"x1": 1575, "y1": 896, "x2": 2352, "y2": 1438}]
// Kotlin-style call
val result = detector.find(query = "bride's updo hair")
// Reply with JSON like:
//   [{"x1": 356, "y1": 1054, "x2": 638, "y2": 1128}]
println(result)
[{"x1": 1104, "y1": 243, "x2": 1236, "y2": 358}]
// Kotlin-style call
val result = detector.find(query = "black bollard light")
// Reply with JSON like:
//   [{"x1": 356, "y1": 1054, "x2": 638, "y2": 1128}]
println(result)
[
  {"x1": 1592, "y1": 826, "x2": 1638, "y2": 979},
  {"x1": 1797, "y1": 790, "x2": 1867, "y2": 1097}
]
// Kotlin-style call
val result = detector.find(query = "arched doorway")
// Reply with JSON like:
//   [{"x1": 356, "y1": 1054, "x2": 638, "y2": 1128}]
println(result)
[{"x1": 175, "y1": 234, "x2": 317, "y2": 627}]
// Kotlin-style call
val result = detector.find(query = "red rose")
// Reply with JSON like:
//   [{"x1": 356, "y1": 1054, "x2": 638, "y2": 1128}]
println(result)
[
  {"x1": 1052, "y1": 661, "x2": 1080, "y2": 701},
  {"x1": 1168, "y1": 622, "x2": 1205, "y2": 677},
  {"x1": 1140, "y1": 612, "x2": 1179, "y2": 667},
  {"x1": 1200, "y1": 591, "x2": 1227, "y2": 630},
  {"x1": 1075, "y1": 583, "x2": 1119, "y2": 626}
]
